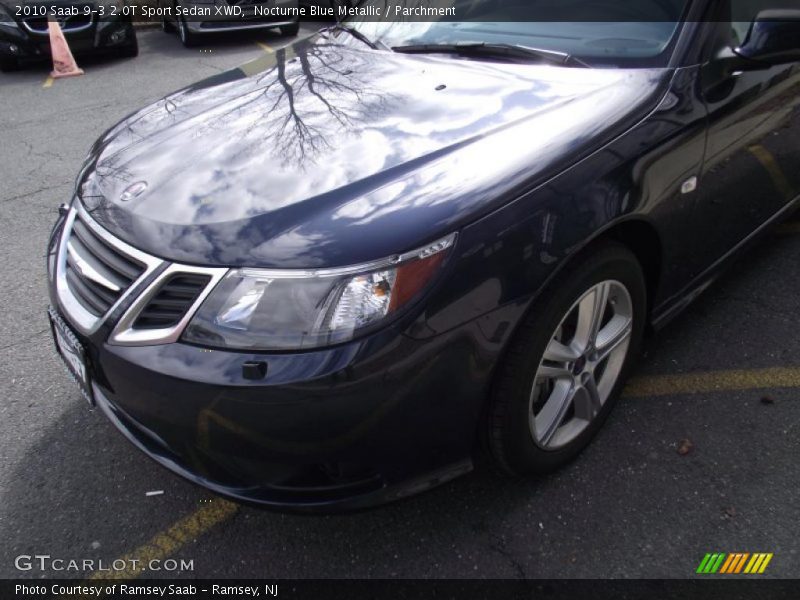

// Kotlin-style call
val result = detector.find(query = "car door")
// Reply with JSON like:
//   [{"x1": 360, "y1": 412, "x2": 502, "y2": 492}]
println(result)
[{"x1": 693, "y1": 0, "x2": 800, "y2": 267}]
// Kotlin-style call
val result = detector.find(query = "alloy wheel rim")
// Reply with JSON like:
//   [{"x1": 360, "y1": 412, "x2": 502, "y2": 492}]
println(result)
[{"x1": 529, "y1": 280, "x2": 633, "y2": 450}]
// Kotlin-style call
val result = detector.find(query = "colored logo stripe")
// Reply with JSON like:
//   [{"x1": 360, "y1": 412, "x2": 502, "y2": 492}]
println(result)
[
  {"x1": 697, "y1": 553, "x2": 726, "y2": 573},
  {"x1": 718, "y1": 554, "x2": 735, "y2": 573},
  {"x1": 697, "y1": 553, "x2": 773, "y2": 574},
  {"x1": 747, "y1": 553, "x2": 773, "y2": 574},
  {"x1": 720, "y1": 553, "x2": 749, "y2": 573}
]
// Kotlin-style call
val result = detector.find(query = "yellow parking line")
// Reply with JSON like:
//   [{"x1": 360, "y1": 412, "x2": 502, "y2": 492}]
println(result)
[
  {"x1": 74, "y1": 364, "x2": 798, "y2": 587},
  {"x1": 624, "y1": 366, "x2": 800, "y2": 398},
  {"x1": 748, "y1": 145, "x2": 794, "y2": 201},
  {"x1": 42, "y1": 76, "x2": 54, "y2": 89},
  {"x1": 87, "y1": 499, "x2": 238, "y2": 582},
  {"x1": 256, "y1": 42, "x2": 274, "y2": 53}
]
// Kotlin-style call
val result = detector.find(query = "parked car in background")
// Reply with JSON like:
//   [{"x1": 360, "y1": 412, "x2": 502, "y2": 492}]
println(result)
[
  {"x1": 159, "y1": 0, "x2": 300, "y2": 47},
  {"x1": 299, "y1": 0, "x2": 360, "y2": 17},
  {"x1": 0, "y1": 0, "x2": 137, "y2": 71},
  {"x1": 47, "y1": 0, "x2": 800, "y2": 510}
]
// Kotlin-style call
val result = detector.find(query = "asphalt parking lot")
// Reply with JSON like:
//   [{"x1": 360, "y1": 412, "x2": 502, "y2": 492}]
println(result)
[{"x1": 1, "y1": 26, "x2": 799, "y2": 581}]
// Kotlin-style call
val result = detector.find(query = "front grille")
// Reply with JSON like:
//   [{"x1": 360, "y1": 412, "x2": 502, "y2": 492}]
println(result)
[
  {"x1": 22, "y1": 17, "x2": 49, "y2": 33},
  {"x1": 57, "y1": 206, "x2": 225, "y2": 344},
  {"x1": 64, "y1": 215, "x2": 146, "y2": 317},
  {"x1": 133, "y1": 274, "x2": 211, "y2": 330},
  {"x1": 23, "y1": 12, "x2": 93, "y2": 34}
]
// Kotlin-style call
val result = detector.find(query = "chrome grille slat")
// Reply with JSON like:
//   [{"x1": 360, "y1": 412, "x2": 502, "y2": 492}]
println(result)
[
  {"x1": 132, "y1": 274, "x2": 212, "y2": 330},
  {"x1": 67, "y1": 240, "x2": 125, "y2": 292},
  {"x1": 65, "y1": 266, "x2": 109, "y2": 316},
  {"x1": 71, "y1": 218, "x2": 143, "y2": 282},
  {"x1": 63, "y1": 213, "x2": 146, "y2": 317},
  {"x1": 55, "y1": 206, "x2": 164, "y2": 334},
  {"x1": 65, "y1": 260, "x2": 118, "y2": 306},
  {"x1": 111, "y1": 264, "x2": 227, "y2": 346}
]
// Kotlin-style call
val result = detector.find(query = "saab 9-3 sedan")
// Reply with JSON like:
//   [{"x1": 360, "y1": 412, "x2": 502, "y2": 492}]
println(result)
[{"x1": 47, "y1": 0, "x2": 800, "y2": 509}]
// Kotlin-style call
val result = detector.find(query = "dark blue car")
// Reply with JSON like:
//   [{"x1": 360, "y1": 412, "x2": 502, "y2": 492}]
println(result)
[{"x1": 47, "y1": 0, "x2": 800, "y2": 510}]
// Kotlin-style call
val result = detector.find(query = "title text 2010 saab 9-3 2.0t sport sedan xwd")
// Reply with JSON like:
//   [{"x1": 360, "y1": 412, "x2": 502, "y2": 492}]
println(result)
[{"x1": 47, "y1": 0, "x2": 800, "y2": 510}]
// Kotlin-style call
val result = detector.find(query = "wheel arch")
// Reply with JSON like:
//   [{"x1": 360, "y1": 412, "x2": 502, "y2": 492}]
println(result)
[
  {"x1": 481, "y1": 228, "x2": 652, "y2": 473},
  {"x1": 599, "y1": 218, "x2": 664, "y2": 321},
  {"x1": 473, "y1": 215, "x2": 664, "y2": 460},
  {"x1": 524, "y1": 216, "x2": 664, "y2": 324}
]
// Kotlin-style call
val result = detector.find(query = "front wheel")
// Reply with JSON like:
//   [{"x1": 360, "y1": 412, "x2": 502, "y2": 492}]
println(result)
[
  {"x1": 487, "y1": 242, "x2": 647, "y2": 475},
  {"x1": 0, "y1": 56, "x2": 18, "y2": 72},
  {"x1": 177, "y1": 17, "x2": 198, "y2": 47},
  {"x1": 281, "y1": 21, "x2": 300, "y2": 37},
  {"x1": 117, "y1": 32, "x2": 139, "y2": 58}
]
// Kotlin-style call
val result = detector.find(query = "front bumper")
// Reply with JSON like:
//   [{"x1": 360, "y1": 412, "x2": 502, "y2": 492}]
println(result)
[
  {"x1": 0, "y1": 17, "x2": 133, "y2": 61},
  {"x1": 185, "y1": 18, "x2": 297, "y2": 35},
  {"x1": 86, "y1": 332, "x2": 479, "y2": 511},
  {"x1": 181, "y1": 0, "x2": 298, "y2": 34},
  {"x1": 55, "y1": 311, "x2": 485, "y2": 510},
  {"x1": 47, "y1": 211, "x2": 498, "y2": 511}
]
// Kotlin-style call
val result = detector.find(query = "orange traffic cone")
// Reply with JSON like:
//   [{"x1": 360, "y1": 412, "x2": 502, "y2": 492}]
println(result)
[{"x1": 48, "y1": 18, "x2": 84, "y2": 78}]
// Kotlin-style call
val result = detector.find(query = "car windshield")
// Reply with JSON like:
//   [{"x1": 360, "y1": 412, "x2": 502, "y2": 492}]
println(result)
[{"x1": 348, "y1": 0, "x2": 692, "y2": 67}]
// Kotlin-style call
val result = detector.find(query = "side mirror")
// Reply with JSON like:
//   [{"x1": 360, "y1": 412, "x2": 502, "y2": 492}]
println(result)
[{"x1": 735, "y1": 9, "x2": 800, "y2": 67}]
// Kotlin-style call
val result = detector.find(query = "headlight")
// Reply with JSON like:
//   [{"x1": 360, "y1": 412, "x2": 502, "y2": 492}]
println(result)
[{"x1": 183, "y1": 234, "x2": 456, "y2": 351}]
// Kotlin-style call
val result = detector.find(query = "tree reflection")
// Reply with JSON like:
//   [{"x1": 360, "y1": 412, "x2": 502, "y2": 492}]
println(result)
[
  {"x1": 91, "y1": 35, "x2": 392, "y2": 192},
  {"x1": 200, "y1": 39, "x2": 390, "y2": 167}
]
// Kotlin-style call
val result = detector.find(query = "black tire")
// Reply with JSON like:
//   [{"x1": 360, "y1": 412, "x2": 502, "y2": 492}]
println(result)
[
  {"x1": 0, "y1": 56, "x2": 19, "y2": 72},
  {"x1": 177, "y1": 17, "x2": 198, "y2": 47},
  {"x1": 117, "y1": 32, "x2": 139, "y2": 58},
  {"x1": 162, "y1": 17, "x2": 174, "y2": 33},
  {"x1": 281, "y1": 22, "x2": 300, "y2": 37},
  {"x1": 486, "y1": 241, "x2": 647, "y2": 475}
]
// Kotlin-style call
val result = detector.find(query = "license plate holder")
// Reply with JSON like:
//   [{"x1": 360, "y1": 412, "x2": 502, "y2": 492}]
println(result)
[{"x1": 48, "y1": 308, "x2": 94, "y2": 406}]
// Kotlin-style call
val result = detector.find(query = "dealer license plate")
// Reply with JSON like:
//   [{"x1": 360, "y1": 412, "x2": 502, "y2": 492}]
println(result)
[{"x1": 49, "y1": 308, "x2": 94, "y2": 406}]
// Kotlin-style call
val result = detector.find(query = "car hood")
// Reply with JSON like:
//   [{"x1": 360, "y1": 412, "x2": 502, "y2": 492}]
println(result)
[{"x1": 80, "y1": 35, "x2": 669, "y2": 268}]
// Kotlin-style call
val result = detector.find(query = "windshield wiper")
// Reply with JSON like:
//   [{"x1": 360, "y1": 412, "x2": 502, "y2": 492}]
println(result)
[
  {"x1": 391, "y1": 42, "x2": 591, "y2": 68},
  {"x1": 323, "y1": 23, "x2": 388, "y2": 51}
]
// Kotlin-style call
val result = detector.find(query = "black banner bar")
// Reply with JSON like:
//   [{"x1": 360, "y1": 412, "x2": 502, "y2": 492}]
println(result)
[
  {"x1": 2, "y1": 0, "x2": 800, "y2": 25},
  {"x1": 3, "y1": 579, "x2": 800, "y2": 600}
]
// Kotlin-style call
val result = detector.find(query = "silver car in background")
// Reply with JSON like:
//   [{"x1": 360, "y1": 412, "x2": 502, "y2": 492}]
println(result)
[{"x1": 159, "y1": 0, "x2": 300, "y2": 46}]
